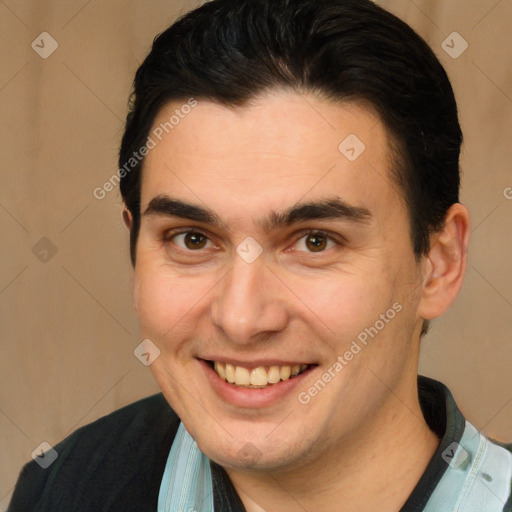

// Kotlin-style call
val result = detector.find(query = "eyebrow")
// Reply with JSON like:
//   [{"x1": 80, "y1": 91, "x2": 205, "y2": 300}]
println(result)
[
  {"x1": 261, "y1": 197, "x2": 372, "y2": 231},
  {"x1": 144, "y1": 195, "x2": 221, "y2": 225},
  {"x1": 143, "y1": 194, "x2": 372, "y2": 231}
]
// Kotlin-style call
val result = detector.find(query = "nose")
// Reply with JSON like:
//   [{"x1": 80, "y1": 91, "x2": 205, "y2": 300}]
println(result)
[{"x1": 210, "y1": 256, "x2": 289, "y2": 345}]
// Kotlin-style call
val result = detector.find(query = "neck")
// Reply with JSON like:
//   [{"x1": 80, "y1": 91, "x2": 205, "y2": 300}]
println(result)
[{"x1": 226, "y1": 373, "x2": 440, "y2": 512}]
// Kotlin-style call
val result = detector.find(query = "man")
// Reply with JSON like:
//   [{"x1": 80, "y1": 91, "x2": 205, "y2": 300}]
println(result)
[{"x1": 8, "y1": 0, "x2": 512, "y2": 510}]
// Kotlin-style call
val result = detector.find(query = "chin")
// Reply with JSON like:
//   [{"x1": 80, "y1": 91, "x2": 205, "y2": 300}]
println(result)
[{"x1": 199, "y1": 426, "x2": 320, "y2": 474}]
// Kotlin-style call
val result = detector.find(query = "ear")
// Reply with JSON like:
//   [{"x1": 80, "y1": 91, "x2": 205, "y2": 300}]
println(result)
[
  {"x1": 122, "y1": 208, "x2": 133, "y2": 230},
  {"x1": 122, "y1": 207, "x2": 137, "y2": 308},
  {"x1": 417, "y1": 203, "x2": 470, "y2": 320}
]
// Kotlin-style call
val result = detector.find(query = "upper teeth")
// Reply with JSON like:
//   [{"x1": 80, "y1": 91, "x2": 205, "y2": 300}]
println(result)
[{"x1": 213, "y1": 362, "x2": 308, "y2": 387}]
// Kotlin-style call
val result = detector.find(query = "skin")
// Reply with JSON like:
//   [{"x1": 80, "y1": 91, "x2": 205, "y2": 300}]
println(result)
[{"x1": 124, "y1": 89, "x2": 470, "y2": 511}]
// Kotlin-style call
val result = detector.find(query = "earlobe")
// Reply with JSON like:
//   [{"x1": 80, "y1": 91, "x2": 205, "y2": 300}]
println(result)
[
  {"x1": 122, "y1": 208, "x2": 133, "y2": 229},
  {"x1": 417, "y1": 203, "x2": 470, "y2": 320}
]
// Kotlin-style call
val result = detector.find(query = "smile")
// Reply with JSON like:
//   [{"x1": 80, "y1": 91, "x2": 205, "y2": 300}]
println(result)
[{"x1": 209, "y1": 361, "x2": 311, "y2": 388}]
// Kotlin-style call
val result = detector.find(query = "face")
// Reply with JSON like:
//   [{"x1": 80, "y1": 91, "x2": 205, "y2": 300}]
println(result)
[{"x1": 132, "y1": 90, "x2": 426, "y2": 472}]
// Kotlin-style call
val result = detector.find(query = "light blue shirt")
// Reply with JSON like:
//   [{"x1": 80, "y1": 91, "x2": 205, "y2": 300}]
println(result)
[
  {"x1": 157, "y1": 423, "x2": 214, "y2": 512},
  {"x1": 157, "y1": 420, "x2": 512, "y2": 511}
]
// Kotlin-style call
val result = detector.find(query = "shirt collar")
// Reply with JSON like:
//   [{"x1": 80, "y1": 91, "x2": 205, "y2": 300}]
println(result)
[
  {"x1": 399, "y1": 375, "x2": 466, "y2": 511},
  {"x1": 158, "y1": 375, "x2": 470, "y2": 512}
]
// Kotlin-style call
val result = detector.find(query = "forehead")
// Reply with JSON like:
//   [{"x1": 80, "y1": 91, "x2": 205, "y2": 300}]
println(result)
[{"x1": 140, "y1": 90, "x2": 404, "y2": 227}]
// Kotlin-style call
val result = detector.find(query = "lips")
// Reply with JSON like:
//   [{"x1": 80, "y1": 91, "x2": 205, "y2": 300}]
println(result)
[
  {"x1": 199, "y1": 358, "x2": 317, "y2": 408},
  {"x1": 210, "y1": 361, "x2": 310, "y2": 388}
]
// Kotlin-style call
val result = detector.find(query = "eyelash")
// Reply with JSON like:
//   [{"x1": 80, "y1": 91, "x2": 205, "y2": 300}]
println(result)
[
  {"x1": 163, "y1": 228, "x2": 211, "y2": 245},
  {"x1": 292, "y1": 229, "x2": 340, "y2": 252},
  {"x1": 162, "y1": 228, "x2": 342, "y2": 253}
]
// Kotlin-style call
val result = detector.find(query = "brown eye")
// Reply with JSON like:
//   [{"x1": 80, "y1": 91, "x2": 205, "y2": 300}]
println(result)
[
  {"x1": 184, "y1": 232, "x2": 207, "y2": 249},
  {"x1": 171, "y1": 231, "x2": 211, "y2": 250},
  {"x1": 294, "y1": 232, "x2": 336, "y2": 253},
  {"x1": 305, "y1": 234, "x2": 327, "y2": 252}
]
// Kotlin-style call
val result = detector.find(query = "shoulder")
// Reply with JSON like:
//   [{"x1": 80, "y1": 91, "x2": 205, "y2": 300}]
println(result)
[
  {"x1": 491, "y1": 439, "x2": 512, "y2": 512},
  {"x1": 8, "y1": 393, "x2": 180, "y2": 512},
  {"x1": 453, "y1": 426, "x2": 512, "y2": 512}
]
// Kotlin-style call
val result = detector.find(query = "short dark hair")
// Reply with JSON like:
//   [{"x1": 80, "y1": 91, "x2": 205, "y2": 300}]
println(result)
[{"x1": 119, "y1": 0, "x2": 462, "y2": 271}]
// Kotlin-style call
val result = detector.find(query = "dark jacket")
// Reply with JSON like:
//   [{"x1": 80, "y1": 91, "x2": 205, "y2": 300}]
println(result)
[{"x1": 8, "y1": 377, "x2": 512, "y2": 511}]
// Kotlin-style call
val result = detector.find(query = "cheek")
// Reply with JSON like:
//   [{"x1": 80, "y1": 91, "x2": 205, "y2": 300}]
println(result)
[
  {"x1": 133, "y1": 264, "x2": 214, "y2": 338},
  {"x1": 295, "y1": 269, "x2": 396, "y2": 342}
]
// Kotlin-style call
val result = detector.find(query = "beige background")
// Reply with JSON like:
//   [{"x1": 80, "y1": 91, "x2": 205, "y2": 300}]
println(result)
[{"x1": 1, "y1": 0, "x2": 511, "y2": 508}]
